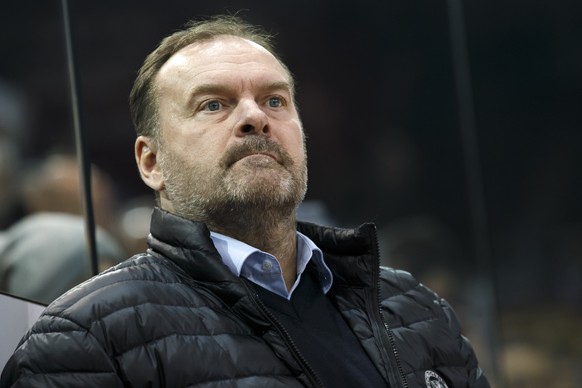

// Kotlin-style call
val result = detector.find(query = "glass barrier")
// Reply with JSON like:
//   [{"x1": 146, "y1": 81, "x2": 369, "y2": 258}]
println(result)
[{"x1": 1, "y1": 1, "x2": 580, "y2": 385}]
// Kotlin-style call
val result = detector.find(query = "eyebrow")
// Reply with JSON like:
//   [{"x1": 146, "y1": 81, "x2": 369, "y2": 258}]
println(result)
[
  {"x1": 186, "y1": 84, "x2": 230, "y2": 106},
  {"x1": 262, "y1": 81, "x2": 295, "y2": 96},
  {"x1": 186, "y1": 81, "x2": 295, "y2": 108}
]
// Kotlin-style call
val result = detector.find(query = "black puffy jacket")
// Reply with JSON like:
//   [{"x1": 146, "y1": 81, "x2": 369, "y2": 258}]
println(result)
[{"x1": 1, "y1": 209, "x2": 489, "y2": 387}]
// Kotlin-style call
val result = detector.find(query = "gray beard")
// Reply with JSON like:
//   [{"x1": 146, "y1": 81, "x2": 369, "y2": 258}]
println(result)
[{"x1": 159, "y1": 136, "x2": 307, "y2": 230}]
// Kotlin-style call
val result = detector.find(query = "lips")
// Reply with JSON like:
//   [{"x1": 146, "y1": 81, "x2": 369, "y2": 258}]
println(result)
[{"x1": 240, "y1": 152, "x2": 278, "y2": 162}]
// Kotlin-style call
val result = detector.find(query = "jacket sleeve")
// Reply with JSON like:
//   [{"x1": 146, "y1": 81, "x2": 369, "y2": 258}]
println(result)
[
  {"x1": 439, "y1": 297, "x2": 491, "y2": 388},
  {"x1": 0, "y1": 313, "x2": 124, "y2": 388}
]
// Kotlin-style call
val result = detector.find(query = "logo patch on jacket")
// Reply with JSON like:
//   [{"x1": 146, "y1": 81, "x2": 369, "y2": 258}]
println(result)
[{"x1": 424, "y1": 370, "x2": 448, "y2": 388}]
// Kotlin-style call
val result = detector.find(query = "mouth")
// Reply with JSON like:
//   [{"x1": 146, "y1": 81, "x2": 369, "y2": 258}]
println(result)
[
  {"x1": 232, "y1": 152, "x2": 280, "y2": 169},
  {"x1": 241, "y1": 152, "x2": 278, "y2": 162}
]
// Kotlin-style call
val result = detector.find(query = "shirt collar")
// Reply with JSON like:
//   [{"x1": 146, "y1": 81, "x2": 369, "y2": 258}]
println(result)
[
  {"x1": 209, "y1": 231, "x2": 333, "y2": 296},
  {"x1": 295, "y1": 232, "x2": 333, "y2": 294}
]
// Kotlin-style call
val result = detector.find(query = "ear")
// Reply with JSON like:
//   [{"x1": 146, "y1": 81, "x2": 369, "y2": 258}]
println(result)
[{"x1": 135, "y1": 136, "x2": 164, "y2": 191}]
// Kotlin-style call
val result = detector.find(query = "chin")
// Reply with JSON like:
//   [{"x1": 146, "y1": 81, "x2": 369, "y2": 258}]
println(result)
[{"x1": 223, "y1": 164, "x2": 306, "y2": 206}]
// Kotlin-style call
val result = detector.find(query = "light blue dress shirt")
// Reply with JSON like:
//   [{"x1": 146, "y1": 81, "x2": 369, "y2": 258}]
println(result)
[{"x1": 209, "y1": 231, "x2": 333, "y2": 300}]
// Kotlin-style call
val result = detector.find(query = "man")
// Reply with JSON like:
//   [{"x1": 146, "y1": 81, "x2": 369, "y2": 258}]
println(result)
[{"x1": 1, "y1": 16, "x2": 489, "y2": 387}]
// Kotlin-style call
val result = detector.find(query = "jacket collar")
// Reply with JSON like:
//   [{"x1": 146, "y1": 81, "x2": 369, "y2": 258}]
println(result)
[
  {"x1": 147, "y1": 207, "x2": 379, "y2": 293},
  {"x1": 297, "y1": 221, "x2": 380, "y2": 288}
]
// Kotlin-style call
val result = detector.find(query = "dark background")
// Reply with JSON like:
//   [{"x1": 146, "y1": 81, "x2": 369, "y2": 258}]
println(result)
[{"x1": 1, "y1": 1, "x2": 581, "y2": 385}]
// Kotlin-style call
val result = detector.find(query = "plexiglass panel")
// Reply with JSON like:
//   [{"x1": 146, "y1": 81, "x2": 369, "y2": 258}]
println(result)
[{"x1": 1, "y1": 1, "x2": 581, "y2": 385}]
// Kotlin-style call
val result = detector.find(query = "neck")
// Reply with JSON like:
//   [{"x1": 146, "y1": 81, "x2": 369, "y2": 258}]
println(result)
[{"x1": 207, "y1": 209, "x2": 298, "y2": 291}]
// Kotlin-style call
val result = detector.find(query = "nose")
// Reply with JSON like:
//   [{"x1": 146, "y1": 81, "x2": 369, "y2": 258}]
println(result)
[{"x1": 234, "y1": 99, "x2": 270, "y2": 137}]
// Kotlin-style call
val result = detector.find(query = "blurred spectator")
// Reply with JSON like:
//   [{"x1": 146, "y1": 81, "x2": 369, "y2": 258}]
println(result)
[
  {"x1": 19, "y1": 153, "x2": 158, "y2": 257},
  {"x1": 0, "y1": 212, "x2": 123, "y2": 304},
  {"x1": 21, "y1": 153, "x2": 119, "y2": 233},
  {"x1": 117, "y1": 195, "x2": 153, "y2": 256},
  {"x1": 501, "y1": 341, "x2": 553, "y2": 387},
  {"x1": 499, "y1": 306, "x2": 582, "y2": 387},
  {"x1": 0, "y1": 153, "x2": 127, "y2": 304}
]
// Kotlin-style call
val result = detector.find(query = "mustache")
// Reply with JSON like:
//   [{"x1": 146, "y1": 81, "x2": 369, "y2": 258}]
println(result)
[{"x1": 220, "y1": 137, "x2": 294, "y2": 168}]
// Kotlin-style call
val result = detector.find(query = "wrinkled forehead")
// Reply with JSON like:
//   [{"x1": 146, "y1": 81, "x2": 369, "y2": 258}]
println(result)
[{"x1": 158, "y1": 35, "x2": 293, "y2": 87}]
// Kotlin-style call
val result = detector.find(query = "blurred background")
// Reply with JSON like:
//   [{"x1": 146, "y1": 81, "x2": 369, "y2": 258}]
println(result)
[{"x1": 0, "y1": 1, "x2": 580, "y2": 386}]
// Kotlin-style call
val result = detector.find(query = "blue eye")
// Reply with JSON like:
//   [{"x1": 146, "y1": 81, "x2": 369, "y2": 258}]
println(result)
[
  {"x1": 204, "y1": 101, "x2": 222, "y2": 111},
  {"x1": 268, "y1": 97, "x2": 283, "y2": 108}
]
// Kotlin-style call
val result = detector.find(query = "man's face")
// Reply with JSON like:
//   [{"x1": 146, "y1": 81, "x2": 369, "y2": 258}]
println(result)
[{"x1": 153, "y1": 36, "x2": 307, "y2": 223}]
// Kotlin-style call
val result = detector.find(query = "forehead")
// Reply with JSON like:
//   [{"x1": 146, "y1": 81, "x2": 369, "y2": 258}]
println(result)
[{"x1": 157, "y1": 35, "x2": 291, "y2": 88}]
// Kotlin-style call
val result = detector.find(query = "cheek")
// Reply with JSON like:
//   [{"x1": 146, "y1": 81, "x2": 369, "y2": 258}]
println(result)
[
  {"x1": 289, "y1": 129, "x2": 307, "y2": 163},
  {"x1": 283, "y1": 141, "x2": 306, "y2": 171},
  {"x1": 174, "y1": 130, "x2": 225, "y2": 162},
  {"x1": 193, "y1": 139, "x2": 231, "y2": 176}
]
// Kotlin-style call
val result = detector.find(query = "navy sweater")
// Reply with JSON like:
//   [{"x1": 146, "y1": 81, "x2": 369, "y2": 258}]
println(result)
[{"x1": 251, "y1": 264, "x2": 387, "y2": 387}]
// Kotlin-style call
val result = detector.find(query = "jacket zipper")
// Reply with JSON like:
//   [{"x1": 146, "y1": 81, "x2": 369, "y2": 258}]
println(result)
[
  {"x1": 381, "y1": 321, "x2": 408, "y2": 388},
  {"x1": 242, "y1": 281, "x2": 324, "y2": 388},
  {"x1": 368, "y1": 224, "x2": 409, "y2": 388}
]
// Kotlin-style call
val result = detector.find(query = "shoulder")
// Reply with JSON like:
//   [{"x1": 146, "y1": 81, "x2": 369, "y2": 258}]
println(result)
[
  {"x1": 1, "y1": 253, "x2": 227, "y2": 385},
  {"x1": 378, "y1": 266, "x2": 451, "y2": 327},
  {"x1": 378, "y1": 266, "x2": 440, "y2": 306},
  {"x1": 378, "y1": 266, "x2": 425, "y2": 294},
  {"x1": 24, "y1": 253, "x2": 209, "y2": 342},
  {"x1": 378, "y1": 268, "x2": 489, "y2": 386},
  {"x1": 1, "y1": 255, "x2": 170, "y2": 386}
]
